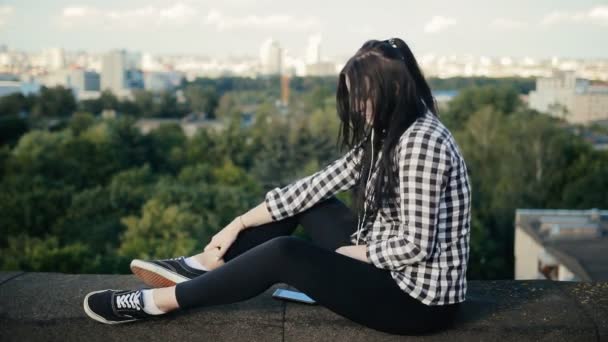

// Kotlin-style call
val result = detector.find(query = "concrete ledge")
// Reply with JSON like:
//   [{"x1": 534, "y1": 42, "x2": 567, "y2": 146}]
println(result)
[{"x1": 0, "y1": 272, "x2": 606, "y2": 341}]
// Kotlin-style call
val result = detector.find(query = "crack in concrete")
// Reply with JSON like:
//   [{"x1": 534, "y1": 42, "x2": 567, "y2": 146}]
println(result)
[
  {"x1": 0, "y1": 272, "x2": 26, "y2": 287},
  {"x1": 281, "y1": 301, "x2": 286, "y2": 342}
]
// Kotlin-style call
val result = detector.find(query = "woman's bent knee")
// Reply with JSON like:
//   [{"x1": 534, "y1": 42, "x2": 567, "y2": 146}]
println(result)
[
  {"x1": 260, "y1": 236, "x2": 311, "y2": 263},
  {"x1": 265, "y1": 235, "x2": 305, "y2": 251}
]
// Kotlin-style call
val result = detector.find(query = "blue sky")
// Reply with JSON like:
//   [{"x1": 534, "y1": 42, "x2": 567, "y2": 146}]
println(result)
[{"x1": 0, "y1": 0, "x2": 606, "y2": 58}]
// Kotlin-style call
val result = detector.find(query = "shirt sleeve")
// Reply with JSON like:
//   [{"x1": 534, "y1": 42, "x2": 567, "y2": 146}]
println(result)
[
  {"x1": 366, "y1": 131, "x2": 452, "y2": 271},
  {"x1": 264, "y1": 140, "x2": 366, "y2": 221}
]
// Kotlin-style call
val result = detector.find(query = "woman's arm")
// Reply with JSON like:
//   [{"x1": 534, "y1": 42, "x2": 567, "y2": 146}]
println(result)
[
  {"x1": 336, "y1": 244, "x2": 370, "y2": 263},
  {"x1": 232, "y1": 139, "x2": 367, "y2": 232},
  {"x1": 261, "y1": 140, "x2": 366, "y2": 222},
  {"x1": 223, "y1": 138, "x2": 367, "y2": 237},
  {"x1": 366, "y1": 130, "x2": 452, "y2": 271},
  {"x1": 230, "y1": 201, "x2": 275, "y2": 233}
]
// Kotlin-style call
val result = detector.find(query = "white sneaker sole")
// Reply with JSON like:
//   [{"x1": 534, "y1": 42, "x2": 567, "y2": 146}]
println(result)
[
  {"x1": 130, "y1": 259, "x2": 190, "y2": 288},
  {"x1": 83, "y1": 289, "x2": 139, "y2": 325}
]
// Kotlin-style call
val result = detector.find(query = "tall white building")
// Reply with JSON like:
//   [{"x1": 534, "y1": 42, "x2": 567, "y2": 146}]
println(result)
[
  {"x1": 306, "y1": 34, "x2": 322, "y2": 65},
  {"x1": 303, "y1": 34, "x2": 336, "y2": 76},
  {"x1": 43, "y1": 48, "x2": 65, "y2": 71},
  {"x1": 101, "y1": 50, "x2": 143, "y2": 98},
  {"x1": 259, "y1": 38, "x2": 283, "y2": 76},
  {"x1": 529, "y1": 70, "x2": 608, "y2": 125},
  {"x1": 101, "y1": 50, "x2": 127, "y2": 95}
]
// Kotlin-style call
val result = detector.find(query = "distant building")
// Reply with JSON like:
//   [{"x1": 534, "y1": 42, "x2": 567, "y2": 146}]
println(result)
[
  {"x1": 528, "y1": 70, "x2": 608, "y2": 125},
  {"x1": 259, "y1": 39, "x2": 283, "y2": 76},
  {"x1": 43, "y1": 48, "x2": 65, "y2": 71},
  {"x1": 566, "y1": 126, "x2": 608, "y2": 151},
  {"x1": 302, "y1": 35, "x2": 336, "y2": 76},
  {"x1": 433, "y1": 90, "x2": 459, "y2": 104},
  {"x1": 432, "y1": 90, "x2": 459, "y2": 112},
  {"x1": 514, "y1": 208, "x2": 608, "y2": 281},
  {"x1": 304, "y1": 62, "x2": 336, "y2": 76},
  {"x1": 143, "y1": 71, "x2": 182, "y2": 92},
  {"x1": 101, "y1": 50, "x2": 143, "y2": 99},
  {"x1": 0, "y1": 80, "x2": 20, "y2": 97},
  {"x1": 0, "y1": 75, "x2": 40, "y2": 97},
  {"x1": 306, "y1": 35, "x2": 322, "y2": 65},
  {"x1": 587, "y1": 133, "x2": 608, "y2": 151},
  {"x1": 0, "y1": 80, "x2": 28, "y2": 97},
  {"x1": 101, "y1": 50, "x2": 126, "y2": 95},
  {"x1": 40, "y1": 68, "x2": 100, "y2": 100}
]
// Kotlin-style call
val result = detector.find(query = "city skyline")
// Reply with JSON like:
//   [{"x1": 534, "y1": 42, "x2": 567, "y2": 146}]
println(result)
[{"x1": 0, "y1": 0, "x2": 607, "y2": 59}]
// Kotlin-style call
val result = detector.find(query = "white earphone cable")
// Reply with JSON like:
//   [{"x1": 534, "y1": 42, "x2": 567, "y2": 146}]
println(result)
[{"x1": 355, "y1": 129, "x2": 375, "y2": 246}]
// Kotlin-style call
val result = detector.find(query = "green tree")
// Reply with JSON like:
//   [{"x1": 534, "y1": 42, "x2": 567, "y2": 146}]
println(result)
[
  {"x1": 0, "y1": 116, "x2": 28, "y2": 146},
  {"x1": 0, "y1": 234, "x2": 93, "y2": 273},
  {"x1": 118, "y1": 198, "x2": 203, "y2": 259},
  {"x1": 51, "y1": 186, "x2": 124, "y2": 254},
  {"x1": 0, "y1": 175, "x2": 75, "y2": 244},
  {"x1": 443, "y1": 84, "x2": 522, "y2": 130},
  {"x1": 68, "y1": 111, "x2": 96, "y2": 136},
  {"x1": 561, "y1": 151, "x2": 608, "y2": 208},
  {"x1": 0, "y1": 93, "x2": 31, "y2": 116},
  {"x1": 146, "y1": 123, "x2": 187, "y2": 174},
  {"x1": 31, "y1": 86, "x2": 76, "y2": 117},
  {"x1": 108, "y1": 164, "x2": 157, "y2": 213},
  {"x1": 184, "y1": 84, "x2": 219, "y2": 118}
]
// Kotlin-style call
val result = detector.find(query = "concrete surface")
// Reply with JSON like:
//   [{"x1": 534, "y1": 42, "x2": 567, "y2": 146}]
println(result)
[{"x1": 0, "y1": 272, "x2": 606, "y2": 341}]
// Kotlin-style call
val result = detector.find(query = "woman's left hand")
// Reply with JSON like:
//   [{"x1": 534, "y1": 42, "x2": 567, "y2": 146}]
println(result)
[{"x1": 335, "y1": 245, "x2": 370, "y2": 263}]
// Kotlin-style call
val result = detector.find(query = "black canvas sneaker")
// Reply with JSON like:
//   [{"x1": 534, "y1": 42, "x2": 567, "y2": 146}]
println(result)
[
  {"x1": 130, "y1": 256, "x2": 207, "y2": 287},
  {"x1": 83, "y1": 288, "x2": 156, "y2": 324}
]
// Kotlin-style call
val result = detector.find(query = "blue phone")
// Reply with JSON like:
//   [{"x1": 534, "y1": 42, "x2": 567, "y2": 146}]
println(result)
[{"x1": 272, "y1": 288, "x2": 317, "y2": 305}]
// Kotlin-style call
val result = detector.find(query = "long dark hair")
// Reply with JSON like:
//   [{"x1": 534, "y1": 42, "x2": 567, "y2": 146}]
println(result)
[{"x1": 335, "y1": 37, "x2": 439, "y2": 229}]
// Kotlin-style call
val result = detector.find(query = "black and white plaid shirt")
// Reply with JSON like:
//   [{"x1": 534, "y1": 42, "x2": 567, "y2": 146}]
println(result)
[{"x1": 264, "y1": 110, "x2": 471, "y2": 306}]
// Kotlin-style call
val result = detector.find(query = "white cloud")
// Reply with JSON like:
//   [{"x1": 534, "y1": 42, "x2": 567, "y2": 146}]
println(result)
[
  {"x1": 0, "y1": 5, "x2": 15, "y2": 28},
  {"x1": 424, "y1": 16, "x2": 456, "y2": 33},
  {"x1": 589, "y1": 6, "x2": 608, "y2": 21},
  {"x1": 160, "y1": 3, "x2": 193, "y2": 20},
  {"x1": 541, "y1": 5, "x2": 608, "y2": 26},
  {"x1": 205, "y1": 9, "x2": 320, "y2": 31},
  {"x1": 347, "y1": 24, "x2": 375, "y2": 35},
  {"x1": 59, "y1": 3, "x2": 198, "y2": 29},
  {"x1": 62, "y1": 6, "x2": 96, "y2": 18},
  {"x1": 59, "y1": 3, "x2": 322, "y2": 32},
  {"x1": 490, "y1": 18, "x2": 527, "y2": 30}
]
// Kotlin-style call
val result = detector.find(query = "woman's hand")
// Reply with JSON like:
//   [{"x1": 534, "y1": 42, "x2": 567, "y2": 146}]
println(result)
[
  {"x1": 203, "y1": 218, "x2": 243, "y2": 261},
  {"x1": 200, "y1": 246, "x2": 226, "y2": 269},
  {"x1": 335, "y1": 245, "x2": 370, "y2": 263}
]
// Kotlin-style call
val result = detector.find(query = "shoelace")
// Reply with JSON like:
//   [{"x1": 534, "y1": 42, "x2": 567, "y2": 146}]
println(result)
[
  {"x1": 165, "y1": 256, "x2": 184, "y2": 261},
  {"x1": 115, "y1": 290, "x2": 142, "y2": 311}
]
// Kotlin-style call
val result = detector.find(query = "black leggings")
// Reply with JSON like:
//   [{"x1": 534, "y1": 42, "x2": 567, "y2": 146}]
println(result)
[{"x1": 174, "y1": 196, "x2": 461, "y2": 335}]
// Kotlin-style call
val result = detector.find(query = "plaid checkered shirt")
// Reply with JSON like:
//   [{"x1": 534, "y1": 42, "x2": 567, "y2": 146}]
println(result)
[{"x1": 264, "y1": 110, "x2": 472, "y2": 306}]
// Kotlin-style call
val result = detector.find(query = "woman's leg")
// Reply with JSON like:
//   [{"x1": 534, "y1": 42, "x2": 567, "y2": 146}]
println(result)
[
  {"x1": 220, "y1": 195, "x2": 355, "y2": 263},
  {"x1": 219, "y1": 210, "x2": 299, "y2": 262},
  {"x1": 297, "y1": 195, "x2": 358, "y2": 251},
  {"x1": 172, "y1": 236, "x2": 460, "y2": 335}
]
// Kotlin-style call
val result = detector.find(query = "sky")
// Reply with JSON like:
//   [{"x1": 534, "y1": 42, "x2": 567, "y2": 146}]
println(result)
[{"x1": 0, "y1": 0, "x2": 607, "y2": 59}]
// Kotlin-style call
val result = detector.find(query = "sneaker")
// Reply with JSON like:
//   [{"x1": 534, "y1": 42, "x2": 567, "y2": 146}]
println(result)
[
  {"x1": 83, "y1": 288, "x2": 155, "y2": 324},
  {"x1": 130, "y1": 256, "x2": 207, "y2": 287}
]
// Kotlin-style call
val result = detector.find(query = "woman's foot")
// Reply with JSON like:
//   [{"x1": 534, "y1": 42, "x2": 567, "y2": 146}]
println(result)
[
  {"x1": 130, "y1": 256, "x2": 208, "y2": 287},
  {"x1": 83, "y1": 288, "x2": 160, "y2": 324}
]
